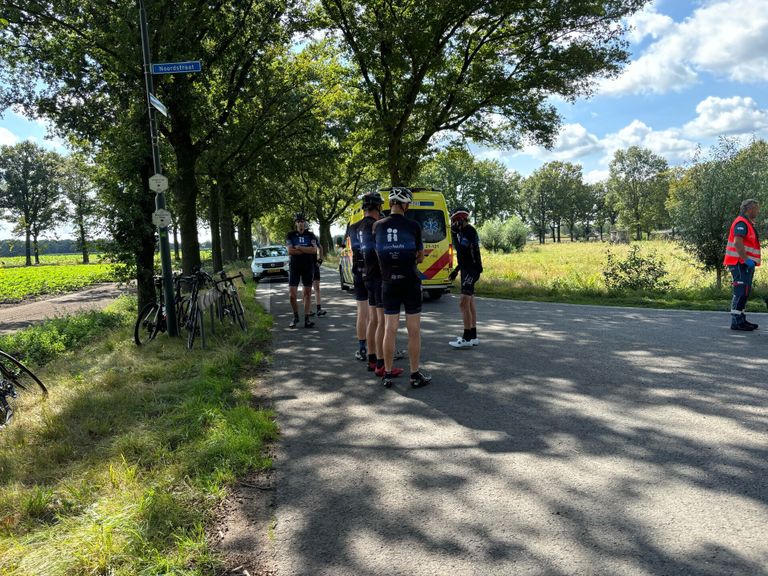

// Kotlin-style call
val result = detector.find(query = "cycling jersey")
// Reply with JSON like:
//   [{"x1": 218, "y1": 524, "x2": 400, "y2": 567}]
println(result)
[
  {"x1": 454, "y1": 224, "x2": 483, "y2": 273},
  {"x1": 348, "y1": 219, "x2": 367, "y2": 275},
  {"x1": 359, "y1": 215, "x2": 381, "y2": 281},
  {"x1": 286, "y1": 230, "x2": 318, "y2": 270},
  {"x1": 373, "y1": 214, "x2": 423, "y2": 282}
]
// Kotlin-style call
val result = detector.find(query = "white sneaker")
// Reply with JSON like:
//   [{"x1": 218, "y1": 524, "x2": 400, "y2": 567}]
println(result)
[
  {"x1": 470, "y1": 338, "x2": 479, "y2": 346},
  {"x1": 449, "y1": 337, "x2": 472, "y2": 348}
]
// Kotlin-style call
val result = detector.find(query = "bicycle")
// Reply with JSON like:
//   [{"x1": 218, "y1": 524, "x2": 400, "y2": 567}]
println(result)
[
  {"x1": 134, "y1": 273, "x2": 191, "y2": 346},
  {"x1": 214, "y1": 270, "x2": 247, "y2": 331},
  {"x1": 185, "y1": 267, "x2": 214, "y2": 350},
  {"x1": 0, "y1": 350, "x2": 47, "y2": 427}
]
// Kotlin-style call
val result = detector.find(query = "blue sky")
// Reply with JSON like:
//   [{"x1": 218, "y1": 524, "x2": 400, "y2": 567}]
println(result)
[{"x1": 2, "y1": 0, "x2": 768, "y2": 238}]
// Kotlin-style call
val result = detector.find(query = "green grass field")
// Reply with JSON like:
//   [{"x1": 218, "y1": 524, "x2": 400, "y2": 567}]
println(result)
[
  {"x1": 0, "y1": 254, "x2": 113, "y2": 268},
  {"x1": 476, "y1": 240, "x2": 748, "y2": 310},
  {"x1": 0, "y1": 267, "x2": 277, "y2": 574},
  {"x1": 0, "y1": 263, "x2": 118, "y2": 303}
]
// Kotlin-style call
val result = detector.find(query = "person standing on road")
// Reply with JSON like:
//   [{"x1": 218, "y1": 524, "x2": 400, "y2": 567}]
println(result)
[
  {"x1": 359, "y1": 192, "x2": 405, "y2": 378},
  {"x1": 448, "y1": 207, "x2": 483, "y2": 348},
  {"x1": 310, "y1": 235, "x2": 327, "y2": 317},
  {"x1": 374, "y1": 187, "x2": 431, "y2": 389},
  {"x1": 346, "y1": 216, "x2": 371, "y2": 360},
  {"x1": 286, "y1": 213, "x2": 318, "y2": 329},
  {"x1": 724, "y1": 198, "x2": 761, "y2": 331}
]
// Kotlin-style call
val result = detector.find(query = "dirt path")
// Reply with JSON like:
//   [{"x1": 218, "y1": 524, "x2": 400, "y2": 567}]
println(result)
[{"x1": 0, "y1": 283, "x2": 132, "y2": 334}]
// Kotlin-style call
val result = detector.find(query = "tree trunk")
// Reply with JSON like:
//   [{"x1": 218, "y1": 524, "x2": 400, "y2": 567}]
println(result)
[
  {"x1": 220, "y1": 192, "x2": 237, "y2": 263},
  {"x1": 172, "y1": 224, "x2": 180, "y2": 261},
  {"x1": 137, "y1": 156, "x2": 159, "y2": 312},
  {"x1": 556, "y1": 221, "x2": 561, "y2": 243},
  {"x1": 318, "y1": 218, "x2": 333, "y2": 255},
  {"x1": 209, "y1": 186, "x2": 223, "y2": 273},
  {"x1": 25, "y1": 228, "x2": 31, "y2": 266},
  {"x1": 33, "y1": 236, "x2": 40, "y2": 264},
  {"x1": 78, "y1": 220, "x2": 89, "y2": 264},
  {"x1": 599, "y1": 224, "x2": 604, "y2": 241},
  {"x1": 171, "y1": 128, "x2": 201, "y2": 274},
  {"x1": 237, "y1": 210, "x2": 252, "y2": 259},
  {"x1": 636, "y1": 223, "x2": 642, "y2": 241},
  {"x1": 716, "y1": 265, "x2": 722, "y2": 291}
]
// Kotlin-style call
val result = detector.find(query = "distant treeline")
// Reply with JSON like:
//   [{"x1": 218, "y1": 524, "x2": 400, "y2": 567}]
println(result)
[{"x1": 0, "y1": 239, "x2": 213, "y2": 257}]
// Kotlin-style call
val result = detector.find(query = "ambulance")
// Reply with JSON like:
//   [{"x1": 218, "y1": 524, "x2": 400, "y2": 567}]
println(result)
[{"x1": 338, "y1": 188, "x2": 454, "y2": 300}]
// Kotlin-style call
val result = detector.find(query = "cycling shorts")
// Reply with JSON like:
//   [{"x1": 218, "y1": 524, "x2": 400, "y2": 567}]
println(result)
[
  {"x1": 365, "y1": 278, "x2": 383, "y2": 308},
  {"x1": 353, "y1": 271, "x2": 368, "y2": 301},
  {"x1": 289, "y1": 265, "x2": 314, "y2": 287},
  {"x1": 460, "y1": 269, "x2": 481, "y2": 296},
  {"x1": 382, "y1": 280, "x2": 422, "y2": 315}
]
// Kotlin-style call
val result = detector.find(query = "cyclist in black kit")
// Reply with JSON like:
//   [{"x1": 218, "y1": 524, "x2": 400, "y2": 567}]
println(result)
[
  {"x1": 359, "y1": 192, "x2": 405, "y2": 378},
  {"x1": 448, "y1": 207, "x2": 482, "y2": 348},
  {"x1": 347, "y1": 212, "x2": 371, "y2": 360},
  {"x1": 373, "y1": 187, "x2": 431, "y2": 388},
  {"x1": 286, "y1": 213, "x2": 318, "y2": 328}
]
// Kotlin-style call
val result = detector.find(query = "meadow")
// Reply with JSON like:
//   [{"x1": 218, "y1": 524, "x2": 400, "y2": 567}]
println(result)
[
  {"x1": 0, "y1": 266, "x2": 277, "y2": 574},
  {"x1": 0, "y1": 263, "x2": 118, "y2": 303},
  {"x1": 476, "y1": 240, "x2": 741, "y2": 310}
]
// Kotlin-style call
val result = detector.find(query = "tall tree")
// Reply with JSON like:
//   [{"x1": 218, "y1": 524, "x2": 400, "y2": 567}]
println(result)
[
  {"x1": 668, "y1": 138, "x2": 768, "y2": 289},
  {"x1": 61, "y1": 153, "x2": 99, "y2": 264},
  {"x1": 419, "y1": 145, "x2": 520, "y2": 225},
  {"x1": 321, "y1": 0, "x2": 649, "y2": 185},
  {"x1": 0, "y1": 141, "x2": 63, "y2": 265},
  {"x1": 609, "y1": 146, "x2": 669, "y2": 241}
]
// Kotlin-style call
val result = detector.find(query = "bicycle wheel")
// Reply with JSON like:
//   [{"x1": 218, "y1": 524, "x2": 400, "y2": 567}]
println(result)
[
  {"x1": 176, "y1": 296, "x2": 190, "y2": 333},
  {"x1": 187, "y1": 304, "x2": 203, "y2": 350},
  {"x1": 231, "y1": 292, "x2": 247, "y2": 331},
  {"x1": 0, "y1": 351, "x2": 47, "y2": 396},
  {"x1": 134, "y1": 302, "x2": 161, "y2": 346}
]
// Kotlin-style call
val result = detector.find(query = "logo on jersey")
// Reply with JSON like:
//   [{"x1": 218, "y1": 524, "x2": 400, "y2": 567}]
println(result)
[{"x1": 387, "y1": 228, "x2": 398, "y2": 242}]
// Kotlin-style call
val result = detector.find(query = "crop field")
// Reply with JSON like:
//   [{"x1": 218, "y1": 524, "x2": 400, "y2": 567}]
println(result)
[
  {"x1": 0, "y1": 254, "x2": 112, "y2": 268},
  {"x1": 0, "y1": 263, "x2": 118, "y2": 302},
  {"x1": 475, "y1": 240, "x2": 744, "y2": 310}
]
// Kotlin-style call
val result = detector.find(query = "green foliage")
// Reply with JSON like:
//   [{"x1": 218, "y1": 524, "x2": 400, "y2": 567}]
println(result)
[
  {"x1": 322, "y1": 0, "x2": 649, "y2": 184},
  {"x1": 418, "y1": 145, "x2": 521, "y2": 225},
  {"x1": 609, "y1": 146, "x2": 670, "y2": 240},
  {"x1": 478, "y1": 217, "x2": 527, "y2": 253},
  {"x1": 0, "y1": 263, "x2": 117, "y2": 301},
  {"x1": 0, "y1": 270, "x2": 278, "y2": 573},
  {"x1": 603, "y1": 245, "x2": 671, "y2": 293},
  {"x1": 668, "y1": 138, "x2": 768, "y2": 285},
  {"x1": 0, "y1": 296, "x2": 133, "y2": 366}
]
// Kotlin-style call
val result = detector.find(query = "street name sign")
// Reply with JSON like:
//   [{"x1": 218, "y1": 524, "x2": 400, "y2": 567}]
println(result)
[{"x1": 151, "y1": 61, "x2": 202, "y2": 75}]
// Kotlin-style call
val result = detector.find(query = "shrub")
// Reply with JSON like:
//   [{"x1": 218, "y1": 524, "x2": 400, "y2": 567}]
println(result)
[
  {"x1": 478, "y1": 217, "x2": 528, "y2": 253},
  {"x1": 603, "y1": 245, "x2": 672, "y2": 292}
]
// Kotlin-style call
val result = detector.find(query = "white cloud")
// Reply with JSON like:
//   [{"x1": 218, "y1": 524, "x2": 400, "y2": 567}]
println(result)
[
  {"x1": 584, "y1": 169, "x2": 609, "y2": 184},
  {"x1": 524, "y1": 123, "x2": 602, "y2": 161},
  {"x1": 601, "y1": 119, "x2": 697, "y2": 164},
  {"x1": 626, "y1": 3, "x2": 674, "y2": 44},
  {"x1": 682, "y1": 96, "x2": 768, "y2": 138},
  {"x1": 602, "y1": 0, "x2": 768, "y2": 96},
  {"x1": 0, "y1": 127, "x2": 17, "y2": 147}
]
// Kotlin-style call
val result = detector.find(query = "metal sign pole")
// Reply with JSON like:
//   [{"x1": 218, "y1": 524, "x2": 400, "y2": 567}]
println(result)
[{"x1": 138, "y1": 0, "x2": 178, "y2": 336}]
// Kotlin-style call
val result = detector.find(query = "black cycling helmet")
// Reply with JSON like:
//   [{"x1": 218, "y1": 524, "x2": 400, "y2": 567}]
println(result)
[
  {"x1": 293, "y1": 212, "x2": 306, "y2": 222},
  {"x1": 450, "y1": 206, "x2": 470, "y2": 222},
  {"x1": 361, "y1": 192, "x2": 384, "y2": 209}
]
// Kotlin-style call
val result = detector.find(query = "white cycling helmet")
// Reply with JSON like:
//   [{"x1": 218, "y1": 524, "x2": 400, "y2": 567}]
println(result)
[{"x1": 388, "y1": 187, "x2": 413, "y2": 204}]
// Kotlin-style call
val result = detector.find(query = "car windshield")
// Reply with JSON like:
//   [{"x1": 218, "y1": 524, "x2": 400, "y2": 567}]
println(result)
[{"x1": 255, "y1": 247, "x2": 287, "y2": 258}]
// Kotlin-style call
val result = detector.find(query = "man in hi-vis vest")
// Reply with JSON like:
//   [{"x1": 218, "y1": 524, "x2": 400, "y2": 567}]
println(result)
[{"x1": 724, "y1": 198, "x2": 761, "y2": 331}]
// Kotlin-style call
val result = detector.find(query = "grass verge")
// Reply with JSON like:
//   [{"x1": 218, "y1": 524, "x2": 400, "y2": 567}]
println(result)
[{"x1": 0, "y1": 267, "x2": 277, "y2": 575}]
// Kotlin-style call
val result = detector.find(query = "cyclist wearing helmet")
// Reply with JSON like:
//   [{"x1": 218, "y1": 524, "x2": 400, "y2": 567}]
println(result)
[
  {"x1": 359, "y1": 192, "x2": 406, "y2": 378},
  {"x1": 373, "y1": 187, "x2": 431, "y2": 388},
  {"x1": 448, "y1": 206, "x2": 482, "y2": 347},
  {"x1": 286, "y1": 213, "x2": 318, "y2": 328}
]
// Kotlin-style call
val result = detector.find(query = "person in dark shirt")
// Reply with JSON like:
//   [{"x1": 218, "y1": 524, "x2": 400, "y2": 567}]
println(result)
[
  {"x1": 285, "y1": 213, "x2": 318, "y2": 328},
  {"x1": 306, "y1": 226, "x2": 326, "y2": 318},
  {"x1": 347, "y1": 213, "x2": 371, "y2": 360},
  {"x1": 373, "y1": 187, "x2": 431, "y2": 388},
  {"x1": 359, "y1": 192, "x2": 405, "y2": 378},
  {"x1": 448, "y1": 207, "x2": 483, "y2": 348}
]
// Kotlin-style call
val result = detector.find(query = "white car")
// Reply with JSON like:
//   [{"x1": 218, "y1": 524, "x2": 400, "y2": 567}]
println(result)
[{"x1": 251, "y1": 245, "x2": 290, "y2": 282}]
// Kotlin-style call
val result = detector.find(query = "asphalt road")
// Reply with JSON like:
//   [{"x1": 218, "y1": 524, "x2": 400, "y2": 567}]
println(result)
[{"x1": 258, "y1": 277, "x2": 768, "y2": 576}]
